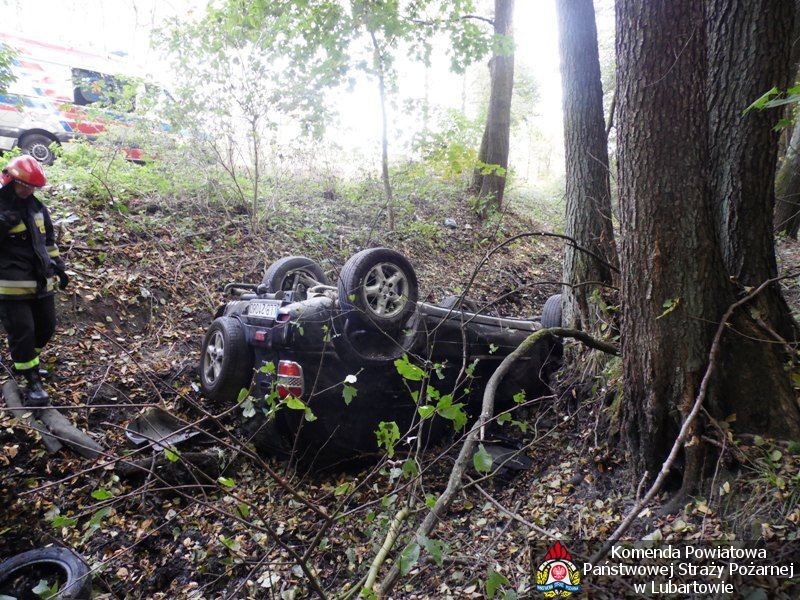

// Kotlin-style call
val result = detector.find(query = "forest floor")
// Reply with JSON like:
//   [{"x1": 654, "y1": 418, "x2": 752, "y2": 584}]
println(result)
[{"x1": 1, "y1": 187, "x2": 799, "y2": 599}]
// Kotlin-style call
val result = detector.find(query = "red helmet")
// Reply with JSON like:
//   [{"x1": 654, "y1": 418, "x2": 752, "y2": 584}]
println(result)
[{"x1": 2, "y1": 155, "x2": 47, "y2": 188}]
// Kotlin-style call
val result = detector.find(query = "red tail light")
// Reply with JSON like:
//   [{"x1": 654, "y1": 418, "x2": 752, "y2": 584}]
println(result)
[{"x1": 277, "y1": 360, "x2": 304, "y2": 399}]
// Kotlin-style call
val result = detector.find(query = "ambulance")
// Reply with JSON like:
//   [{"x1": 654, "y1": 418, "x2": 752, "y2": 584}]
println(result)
[{"x1": 0, "y1": 33, "x2": 163, "y2": 163}]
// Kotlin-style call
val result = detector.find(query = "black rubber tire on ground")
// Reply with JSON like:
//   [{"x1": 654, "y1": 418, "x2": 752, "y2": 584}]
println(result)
[
  {"x1": 439, "y1": 295, "x2": 481, "y2": 313},
  {"x1": 0, "y1": 546, "x2": 92, "y2": 599},
  {"x1": 261, "y1": 256, "x2": 329, "y2": 301},
  {"x1": 19, "y1": 133, "x2": 57, "y2": 165},
  {"x1": 338, "y1": 248, "x2": 418, "y2": 331},
  {"x1": 200, "y1": 316, "x2": 254, "y2": 404},
  {"x1": 541, "y1": 294, "x2": 563, "y2": 328}
]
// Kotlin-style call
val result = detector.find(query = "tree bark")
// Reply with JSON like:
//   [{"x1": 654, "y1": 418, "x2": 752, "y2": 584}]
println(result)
[
  {"x1": 707, "y1": 0, "x2": 797, "y2": 339},
  {"x1": 705, "y1": 0, "x2": 800, "y2": 437},
  {"x1": 470, "y1": 0, "x2": 514, "y2": 216},
  {"x1": 775, "y1": 113, "x2": 800, "y2": 238},
  {"x1": 618, "y1": 0, "x2": 727, "y2": 482},
  {"x1": 556, "y1": 0, "x2": 618, "y2": 332},
  {"x1": 617, "y1": 0, "x2": 800, "y2": 487}
]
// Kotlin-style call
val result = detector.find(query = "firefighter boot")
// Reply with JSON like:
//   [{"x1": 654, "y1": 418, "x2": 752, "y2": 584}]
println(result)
[{"x1": 21, "y1": 367, "x2": 50, "y2": 407}]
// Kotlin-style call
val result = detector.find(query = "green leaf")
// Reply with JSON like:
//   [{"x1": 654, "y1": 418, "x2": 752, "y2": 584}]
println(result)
[
  {"x1": 31, "y1": 579, "x2": 59, "y2": 599},
  {"x1": 285, "y1": 396, "x2": 306, "y2": 410},
  {"x1": 334, "y1": 481, "x2": 352, "y2": 496},
  {"x1": 241, "y1": 397, "x2": 255, "y2": 418},
  {"x1": 260, "y1": 362, "x2": 276, "y2": 374},
  {"x1": 497, "y1": 413, "x2": 512, "y2": 424},
  {"x1": 473, "y1": 444, "x2": 493, "y2": 474},
  {"x1": 486, "y1": 568, "x2": 510, "y2": 598},
  {"x1": 52, "y1": 515, "x2": 77, "y2": 529},
  {"x1": 512, "y1": 390, "x2": 526, "y2": 404},
  {"x1": 88, "y1": 507, "x2": 112, "y2": 528},
  {"x1": 489, "y1": 343, "x2": 499, "y2": 354},
  {"x1": 91, "y1": 488, "x2": 113, "y2": 501},
  {"x1": 394, "y1": 355, "x2": 425, "y2": 381},
  {"x1": 164, "y1": 447, "x2": 180, "y2": 462},
  {"x1": 420, "y1": 536, "x2": 448, "y2": 566},
  {"x1": 304, "y1": 407, "x2": 317, "y2": 422},
  {"x1": 438, "y1": 402, "x2": 467, "y2": 430},
  {"x1": 343, "y1": 383, "x2": 357, "y2": 405},
  {"x1": 375, "y1": 421, "x2": 400, "y2": 457},
  {"x1": 398, "y1": 542, "x2": 420, "y2": 576},
  {"x1": 656, "y1": 297, "x2": 681, "y2": 320},
  {"x1": 466, "y1": 359, "x2": 479, "y2": 377},
  {"x1": 236, "y1": 503, "x2": 250, "y2": 518},
  {"x1": 218, "y1": 476, "x2": 235, "y2": 488},
  {"x1": 417, "y1": 405, "x2": 435, "y2": 419},
  {"x1": 425, "y1": 494, "x2": 437, "y2": 509},
  {"x1": 237, "y1": 388, "x2": 249, "y2": 403},
  {"x1": 401, "y1": 459, "x2": 419, "y2": 479},
  {"x1": 744, "y1": 86, "x2": 780, "y2": 114}
]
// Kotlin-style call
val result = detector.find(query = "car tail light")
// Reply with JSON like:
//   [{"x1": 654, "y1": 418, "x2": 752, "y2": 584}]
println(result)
[
  {"x1": 254, "y1": 330, "x2": 267, "y2": 342},
  {"x1": 277, "y1": 360, "x2": 304, "y2": 399}
]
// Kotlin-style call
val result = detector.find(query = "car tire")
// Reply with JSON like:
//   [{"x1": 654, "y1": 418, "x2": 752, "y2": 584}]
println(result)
[
  {"x1": 200, "y1": 317, "x2": 253, "y2": 404},
  {"x1": 541, "y1": 294, "x2": 563, "y2": 328},
  {"x1": 262, "y1": 256, "x2": 329, "y2": 300},
  {"x1": 0, "y1": 546, "x2": 92, "y2": 599},
  {"x1": 19, "y1": 134, "x2": 57, "y2": 165},
  {"x1": 338, "y1": 248, "x2": 418, "y2": 331}
]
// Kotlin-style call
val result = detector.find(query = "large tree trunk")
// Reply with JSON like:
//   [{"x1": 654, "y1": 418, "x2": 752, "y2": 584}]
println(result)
[
  {"x1": 617, "y1": 0, "x2": 800, "y2": 487},
  {"x1": 705, "y1": 0, "x2": 800, "y2": 432},
  {"x1": 774, "y1": 114, "x2": 800, "y2": 238},
  {"x1": 556, "y1": 0, "x2": 618, "y2": 332},
  {"x1": 470, "y1": 0, "x2": 514, "y2": 216},
  {"x1": 707, "y1": 0, "x2": 797, "y2": 339},
  {"x1": 617, "y1": 0, "x2": 730, "y2": 482}
]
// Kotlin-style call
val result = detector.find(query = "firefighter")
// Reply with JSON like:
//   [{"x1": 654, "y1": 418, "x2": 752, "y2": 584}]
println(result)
[{"x1": 0, "y1": 156, "x2": 68, "y2": 406}]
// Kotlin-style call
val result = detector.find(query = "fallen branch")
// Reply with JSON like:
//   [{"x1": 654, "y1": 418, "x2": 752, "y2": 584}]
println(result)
[
  {"x1": 363, "y1": 507, "x2": 410, "y2": 596},
  {"x1": 590, "y1": 278, "x2": 775, "y2": 563},
  {"x1": 36, "y1": 406, "x2": 103, "y2": 459},
  {"x1": 379, "y1": 326, "x2": 614, "y2": 595},
  {"x1": 2, "y1": 382, "x2": 62, "y2": 453}
]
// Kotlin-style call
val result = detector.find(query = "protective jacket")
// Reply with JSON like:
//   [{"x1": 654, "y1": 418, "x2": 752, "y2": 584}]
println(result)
[{"x1": 0, "y1": 184, "x2": 64, "y2": 300}]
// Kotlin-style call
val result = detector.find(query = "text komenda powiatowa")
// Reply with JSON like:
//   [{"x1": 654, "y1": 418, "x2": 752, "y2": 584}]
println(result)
[{"x1": 583, "y1": 545, "x2": 795, "y2": 579}]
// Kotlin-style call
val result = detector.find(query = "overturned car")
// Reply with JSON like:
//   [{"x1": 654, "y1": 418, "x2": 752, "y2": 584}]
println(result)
[{"x1": 200, "y1": 248, "x2": 563, "y2": 466}]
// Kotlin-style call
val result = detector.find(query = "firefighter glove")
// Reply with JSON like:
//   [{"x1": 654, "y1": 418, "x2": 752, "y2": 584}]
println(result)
[{"x1": 53, "y1": 264, "x2": 69, "y2": 290}]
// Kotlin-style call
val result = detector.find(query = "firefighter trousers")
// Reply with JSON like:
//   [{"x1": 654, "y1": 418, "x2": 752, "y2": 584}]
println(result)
[{"x1": 0, "y1": 296, "x2": 56, "y2": 370}]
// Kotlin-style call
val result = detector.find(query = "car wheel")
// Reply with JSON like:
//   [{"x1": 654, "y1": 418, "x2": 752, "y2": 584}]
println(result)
[
  {"x1": 262, "y1": 256, "x2": 329, "y2": 300},
  {"x1": 0, "y1": 546, "x2": 92, "y2": 599},
  {"x1": 338, "y1": 248, "x2": 418, "y2": 331},
  {"x1": 19, "y1": 134, "x2": 57, "y2": 165},
  {"x1": 541, "y1": 294, "x2": 563, "y2": 328},
  {"x1": 439, "y1": 295, "x2": 481, "y2": 313},
  {"x1": 200, "y1": 317, "x2": 253, "y2": 404}
]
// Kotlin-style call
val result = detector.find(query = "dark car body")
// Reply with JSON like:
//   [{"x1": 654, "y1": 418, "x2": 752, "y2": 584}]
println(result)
[{"x1": 209, "y1": 287, "x2": 561, "y2": 465}]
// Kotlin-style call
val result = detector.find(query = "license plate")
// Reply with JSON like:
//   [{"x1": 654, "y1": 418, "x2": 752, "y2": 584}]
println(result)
[{"x1": 248, "y1": 301, "x2": 280, "y2": 319}]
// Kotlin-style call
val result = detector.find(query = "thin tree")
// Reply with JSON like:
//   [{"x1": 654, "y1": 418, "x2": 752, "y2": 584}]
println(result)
[
  {"x1": 556, "y1": 0, "x2": 618, "y2": 333},
  {"x1": 471, "y1": 0, "x2": 515, "y2": 217}
]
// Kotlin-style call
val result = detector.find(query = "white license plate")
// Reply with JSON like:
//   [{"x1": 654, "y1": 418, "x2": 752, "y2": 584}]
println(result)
[{"x1": 248, "y1": 301, "x2": 280, "y2": 319}]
